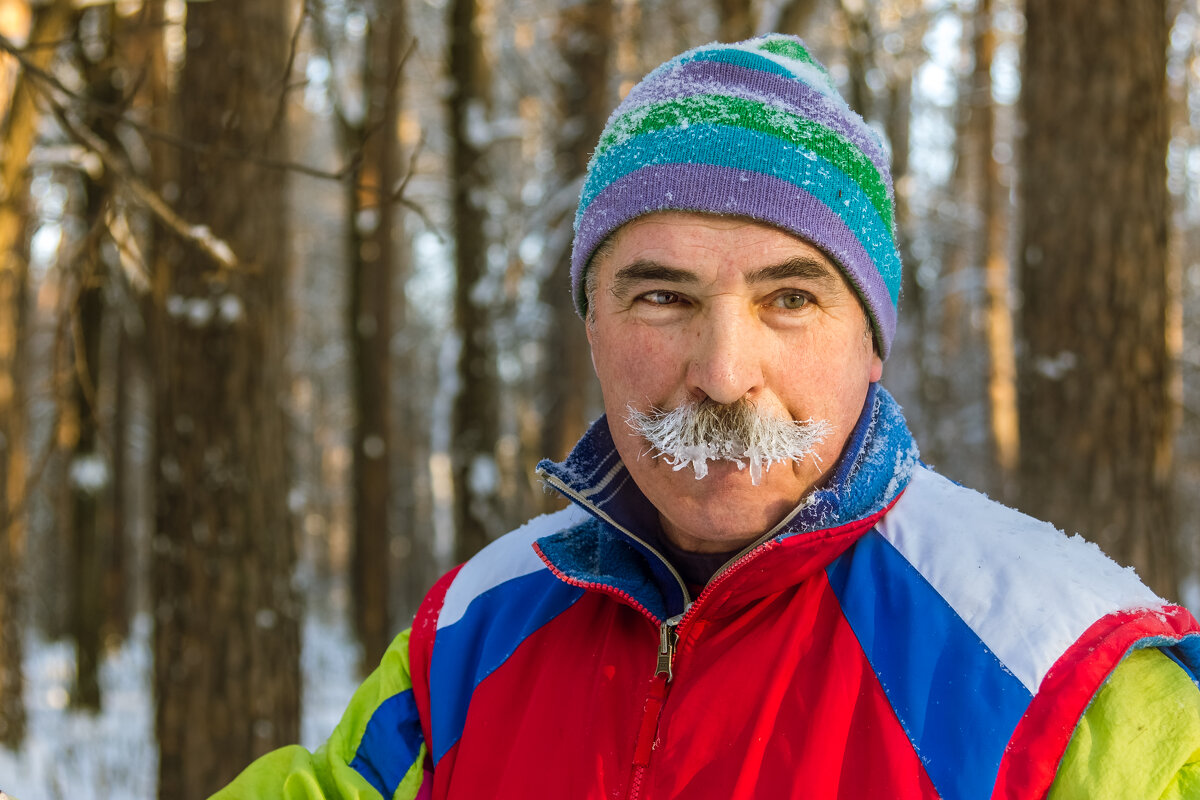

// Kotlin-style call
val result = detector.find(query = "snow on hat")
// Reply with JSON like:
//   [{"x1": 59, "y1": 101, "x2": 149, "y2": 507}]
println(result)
[{"x1": 571, "y1": 34, "x2": 902, "y2": 359}]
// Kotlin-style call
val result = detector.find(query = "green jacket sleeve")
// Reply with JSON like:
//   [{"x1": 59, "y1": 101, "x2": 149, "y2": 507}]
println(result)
[
  {"x1": 1048, "y1": 647, "x2": 1200, "y2": 800},
  {"x1": 209, "y1": 629, "x2": 427, "y2": 800}
]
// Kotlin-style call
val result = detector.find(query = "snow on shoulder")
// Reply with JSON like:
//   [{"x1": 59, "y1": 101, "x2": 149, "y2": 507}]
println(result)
[{"x1": 878, "y1": 465, "x2": 1164, "y2": 694}]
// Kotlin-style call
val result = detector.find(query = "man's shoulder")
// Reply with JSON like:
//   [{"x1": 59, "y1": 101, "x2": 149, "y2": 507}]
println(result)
[
  {"x1": 884, "y1": 465, "x2": 1155, "y2": 598},
  {"x1": 875, "y1": 465, "x2": 1165, "y2": 692},
  {"x1": 434, "y1": 505, "x2": 591, "y2": 633}
]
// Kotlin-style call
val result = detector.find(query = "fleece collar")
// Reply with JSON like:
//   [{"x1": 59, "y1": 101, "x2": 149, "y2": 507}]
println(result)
[{"x1": 535, "y1": 384, "x2": 920, "y2": 621}]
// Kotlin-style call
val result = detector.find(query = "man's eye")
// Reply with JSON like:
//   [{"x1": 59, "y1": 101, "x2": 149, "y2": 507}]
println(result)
[
  {"x1": 773, "y1": 292, "x2": 811, "y2": 310},
  {"x1": 641, "y1": 290, "x2": 680, "y2": 306}
]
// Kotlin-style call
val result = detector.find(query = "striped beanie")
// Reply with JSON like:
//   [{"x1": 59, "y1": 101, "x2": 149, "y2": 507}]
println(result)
[{"x1": 571, "y1": 34, "x2": 901, "y2": 359}]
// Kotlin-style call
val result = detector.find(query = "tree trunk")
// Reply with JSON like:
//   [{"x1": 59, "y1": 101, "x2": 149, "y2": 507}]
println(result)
[
  {"x1": 106, "y1": 314, "x2": 130, "y2": 644},
  {"x1": 938, "y1": 1, "x2": 977, "y2": 365},
  {"x1": 539, "y1": 0, "x2": 611, "y2": 479},
  {"x1": 1018, "y1": 0, "x2": 1176, "y2": 598},
  {"x1": 448, "y1": 0, "x2": 501, "y2": 563},
  {"x1": 974, "y1": 0, "x2": 1018, "y2": 489},
  {"x1": 762, "y1": 0, "x2": 821, "y2": 37},
  {"x1": 348, "y1": 1, "x2": 405, "y2": 673},
  {"x1": 67, "y1": 4, "x2": 124, "y2": 711},
  {"x1": 0, "y1": 0, "x2": 73, "y2": 748},
  {"x1": 152, "y1": 1, "x2": 300, "y2": 796},
  {"x1": 838, "y1": 0, "x2": 874, "y2": 120},
  {"x1": 394, "y1": 220, "x2": 431, "y2": 619},
  {"x1": 101, "y1": 0, "x2": 168, "y2": 651},
  {"x1": 66, "y1": 267, "x2": 105, "y2": 711},
  {"x1": 717, "y1": 0, "x2": 754, "y2": 41}
]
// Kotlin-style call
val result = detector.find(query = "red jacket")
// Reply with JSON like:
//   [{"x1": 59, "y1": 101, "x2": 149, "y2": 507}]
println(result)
[{"x1": 400, "y1": 388, "x2": 1199, "y2": 799}]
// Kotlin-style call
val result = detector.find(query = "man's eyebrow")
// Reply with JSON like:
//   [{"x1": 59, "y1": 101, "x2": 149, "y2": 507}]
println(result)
[
  {"x1": 745, "y1": 256, "x2": 839, "y2": 286},
  {"x1": 610, "y1": 260, "x2": 698, "y2": 296}
]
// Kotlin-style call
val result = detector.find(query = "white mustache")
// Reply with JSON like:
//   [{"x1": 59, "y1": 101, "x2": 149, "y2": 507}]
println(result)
[{"x1": 625, "y1": 400, "x2": 832, "y2": 485}]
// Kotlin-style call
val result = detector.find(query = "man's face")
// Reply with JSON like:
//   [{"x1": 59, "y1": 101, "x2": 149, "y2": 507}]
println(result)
[{"x1": 586, "y1": 212, "x2": 883, "y2": 554}]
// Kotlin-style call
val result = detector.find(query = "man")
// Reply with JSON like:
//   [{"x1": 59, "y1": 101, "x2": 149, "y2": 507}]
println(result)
[{"x1": 214, "y1": 35, "x2": 1200, "y2": 799}]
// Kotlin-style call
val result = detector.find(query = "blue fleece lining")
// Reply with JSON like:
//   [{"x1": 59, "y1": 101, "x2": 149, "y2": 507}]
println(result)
[
  {"x1": 538, "y1": 416, "x2": 664, "y2": 537},
  {"x1": 536, "y1": 516, "x2": 677, "y2": 621},
  {"x1": 779, "y1": 384, "x2": 919, "y2": 538},
  {"x1": 538, "y1": 419, "x2": 686, "y2": 616}
]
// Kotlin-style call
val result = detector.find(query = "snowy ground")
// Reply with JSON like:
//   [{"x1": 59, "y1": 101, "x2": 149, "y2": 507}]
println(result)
[{"x1": 0, "y1": 612, "x2": 361, "y2": 800}]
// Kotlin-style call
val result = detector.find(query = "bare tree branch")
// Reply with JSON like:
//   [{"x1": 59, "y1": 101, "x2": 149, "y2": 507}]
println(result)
[
  {"x1": 265, "y1": 1, "x2": 309, "y2": 151},
  {"x1": 2, "y1": 31, "x2": 358, "y2": 187},
  {"x1": 49, "y1": 100, "x2": 242, "y2": 272},
  {"x1": 2, "y1": 18, "x2": 442, "y2": 252}
]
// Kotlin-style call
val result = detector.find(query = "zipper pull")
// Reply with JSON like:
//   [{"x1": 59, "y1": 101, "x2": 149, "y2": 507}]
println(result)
[{"x1": 655, "y1": 615, "x2": 682, "y2": 682}]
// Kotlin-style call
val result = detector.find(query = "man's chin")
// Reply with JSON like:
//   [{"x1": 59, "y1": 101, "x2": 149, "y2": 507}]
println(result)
[
  {"x1": 654, "y1": 460, "x2": 814, "y2": 538},
  {"x1": 667, "y1": 457, "x2": 808, "y2": 487}
]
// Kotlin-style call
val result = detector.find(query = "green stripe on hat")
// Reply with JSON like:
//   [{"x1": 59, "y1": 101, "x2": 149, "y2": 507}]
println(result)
[{"x1": 756, "y1": 37, "x2": 829, "y2": 76}]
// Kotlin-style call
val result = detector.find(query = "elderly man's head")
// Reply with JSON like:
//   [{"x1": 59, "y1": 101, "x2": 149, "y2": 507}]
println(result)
[{"x1": 570, "y1": 36, "x2": 900, "y2": 552}]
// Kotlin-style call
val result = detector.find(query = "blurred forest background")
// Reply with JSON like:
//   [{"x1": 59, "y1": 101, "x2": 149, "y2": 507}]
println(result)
[{"x1": 0, "y1": 0, "x2": 1198, "y2": 796}]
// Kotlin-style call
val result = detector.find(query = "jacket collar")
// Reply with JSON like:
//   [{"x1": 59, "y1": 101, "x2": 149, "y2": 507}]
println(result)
[{"x1": 535, "y1": 384, "x2": 920, "y2": 621}]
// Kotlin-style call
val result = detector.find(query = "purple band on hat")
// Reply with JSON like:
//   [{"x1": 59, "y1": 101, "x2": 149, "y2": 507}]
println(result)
[
  {"x1": 618, "y1": 59, "x2": 891, "y2": 180},
  {"x1": 573, "y1": 163, "x2": 897, "y2": 357}
]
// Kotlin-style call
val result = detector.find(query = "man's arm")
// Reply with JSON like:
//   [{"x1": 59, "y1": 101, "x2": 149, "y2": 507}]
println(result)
[
  {"x1": 1048, "y1": 647, "x2": 1200, "y2": 799},
  {"x1": 209, "y1": 629, "x2": 428, "y2": 800}
]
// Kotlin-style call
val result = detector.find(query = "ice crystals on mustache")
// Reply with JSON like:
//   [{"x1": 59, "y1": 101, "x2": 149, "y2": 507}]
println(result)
[{"x1": 625, "y1": 400, "x2": 833, "y2": 485}]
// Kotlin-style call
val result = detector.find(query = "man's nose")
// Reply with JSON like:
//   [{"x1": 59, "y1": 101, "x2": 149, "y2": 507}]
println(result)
[{"x1": 685, "y1": 306, "x2": 765, "y2": 405}]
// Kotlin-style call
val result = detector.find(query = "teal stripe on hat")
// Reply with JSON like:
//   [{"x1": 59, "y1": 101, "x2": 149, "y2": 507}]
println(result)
[
  {"x1": 676, "y1": 46, "x2": 841, "y2": 99},
  {"x1": 578, "y1": 124, "x2": 902, "y2": 304},
  {"x1": 596, "y1": 94, "x2": 893, "y2": 230},
  {"x1": 677, "y1": 46, "x2": 801, "y2": 80}
]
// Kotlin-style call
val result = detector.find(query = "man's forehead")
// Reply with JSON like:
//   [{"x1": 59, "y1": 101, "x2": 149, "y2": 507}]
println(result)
[
  {"x1": 596, "y1": 211, "x2": 843, "y2": 284},
  {"x1": 609, "y1": 256, "x2": 840, "y2": 293}
]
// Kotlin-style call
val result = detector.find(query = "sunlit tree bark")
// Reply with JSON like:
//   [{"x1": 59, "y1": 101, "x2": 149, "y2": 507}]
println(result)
[
  {"x1": 0, "y1": 0, "x2": 73, "y2": 748},
  {"x1": 1019, "y1": 0, "x2": 1176, "y2": 598},
  {"x1": 974, "y1": 0, "x2": 1018, "y2": 487}
]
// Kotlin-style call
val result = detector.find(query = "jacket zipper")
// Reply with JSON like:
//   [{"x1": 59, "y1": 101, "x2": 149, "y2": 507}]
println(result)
[
  {"x1": 537, "y1": 468, "x2": 831, "y2": 796},
  {"x1": 628, "y1": 614, "x2": 682, "y2": 800},
  {"x1": 537, "y1": 469, "x2": 692, "y2": 604},
  {"x1": 539, "y1": 466, "x2": 789, "y2": 797}
]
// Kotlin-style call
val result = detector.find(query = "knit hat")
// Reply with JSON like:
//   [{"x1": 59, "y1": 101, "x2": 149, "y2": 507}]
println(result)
[{"x1": 571, "y1": 34, "x2": 901, "y2": 359}]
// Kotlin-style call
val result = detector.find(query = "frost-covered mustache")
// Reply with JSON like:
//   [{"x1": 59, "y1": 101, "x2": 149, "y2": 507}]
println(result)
[{"x1": 625, "y1": 400, "x2": 832, "y2": 485}]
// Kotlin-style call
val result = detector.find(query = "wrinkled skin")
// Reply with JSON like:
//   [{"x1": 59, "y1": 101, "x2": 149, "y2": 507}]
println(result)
[{"x1": 586, "y1": 212, "x2": 883, "y2": 554}]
